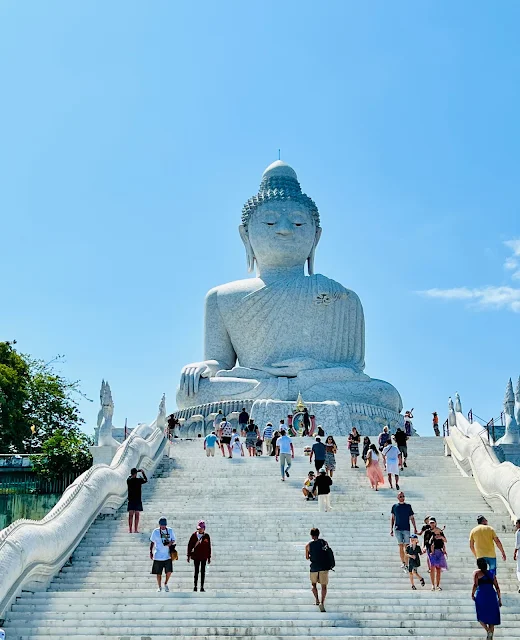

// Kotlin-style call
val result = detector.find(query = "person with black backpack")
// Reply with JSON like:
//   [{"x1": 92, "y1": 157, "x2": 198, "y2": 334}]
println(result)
[{"x1": 305, "y1": 527, "x2": 335, "y2": 612}]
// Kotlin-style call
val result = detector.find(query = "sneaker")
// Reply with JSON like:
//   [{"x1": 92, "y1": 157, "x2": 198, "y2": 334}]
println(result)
[
  {"x1": 431, "y1": 586, "x2": 436, "y2": 591},
  {"x1": 436, "y1": 586, "x2": 442, "y2": 591},
  {"x1": 395, "y1": 483, "x2": 400, "y2": 490},
  {"x1": 193, "y1": 586, "x2": 198, "y2": 591},
  {"x1": 403, "y1": 462, "x2": 407, "y2": 467},
  {"x1": 285, "y1": 470, "x2": 290, "y2": 478},
  {"x1": 164, "y1": 585, "x2": 169, "y2": 592},
  {"x1": 200, "y1": 587, "x2": 205, "y2": 592},
  {"x1": 156, "y1": 587, "x2": 162, "y2": 592},
  {"x1": 319, "y1": 603, "x2": 326, "y2": 612}
]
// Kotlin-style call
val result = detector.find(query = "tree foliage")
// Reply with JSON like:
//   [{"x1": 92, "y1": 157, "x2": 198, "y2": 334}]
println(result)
[
  {"x1": 0, "y1": 341, "x2": 86, "y2": 454},
  {"x1": 31, "y1": 429, "x2": 93, "y2": 480}
]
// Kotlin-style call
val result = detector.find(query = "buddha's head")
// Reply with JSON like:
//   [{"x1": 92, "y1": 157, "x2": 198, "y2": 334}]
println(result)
[{"x1": 239, "y1": 161, "x2": 322, "y2": 275}]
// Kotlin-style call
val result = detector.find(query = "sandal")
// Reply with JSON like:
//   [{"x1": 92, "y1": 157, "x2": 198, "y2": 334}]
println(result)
[
  {"x1": 411, "y1": 585, "x2": 417, "y2": 590},
  {"x1": 420, "y1": 578, "x2": 425, "y2": 587}
]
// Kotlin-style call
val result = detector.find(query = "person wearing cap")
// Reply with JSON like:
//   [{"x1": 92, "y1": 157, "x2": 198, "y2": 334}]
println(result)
[
  {"x1": 390, "y1": 491, "x2": 418, "y2": 569},
  {"x1": 187, "y1": 520, "x2": 212, "y2": 592},
  {"x1": 0, "y1": 627, "x2": 5, "y2": 640},
  {"x1": 150, "y1": 517, "x2": 176, "y2": 592},
  {"x1": 405, "y1": 534, "x2": 425, "y2": 590},
  {"x1": 302, "y1": 470, "x2": 316, "y2": 500},
  {"x1": 313, "y1": 467, "x2": 333, "y2": 512},
  {"x1": 204, "y1": 430, "x2": 220, "y2": 457},
  {"x1": 276, "y1": 428, "x2": 295, "y2": 481},
  {"x1": 127, "y1": 467, "x2": 148, "y2": 534},
  {"x1": 470, "y1": 515, "x2": 506, "y2": 578}
]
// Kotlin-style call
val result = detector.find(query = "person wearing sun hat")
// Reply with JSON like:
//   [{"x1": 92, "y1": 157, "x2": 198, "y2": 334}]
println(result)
[{"x1": 187, "y1": 520, "x2": 212, "y2": 592}]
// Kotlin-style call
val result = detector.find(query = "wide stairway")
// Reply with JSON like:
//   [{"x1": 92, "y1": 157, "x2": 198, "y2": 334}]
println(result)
[{"x1": 4, "y1": 437, "x2": 520, "y2": 639}]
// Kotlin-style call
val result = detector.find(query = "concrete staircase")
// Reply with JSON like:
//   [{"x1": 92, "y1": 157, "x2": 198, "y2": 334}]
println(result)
[{"x1": 3, "y1": 437, "x2": 520, "y2": 639}]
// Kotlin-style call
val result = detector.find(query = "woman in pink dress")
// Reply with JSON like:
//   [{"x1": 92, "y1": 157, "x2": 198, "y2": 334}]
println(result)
[{"x1": 366, "y1": 444, "x2": 385, "y2": 490}]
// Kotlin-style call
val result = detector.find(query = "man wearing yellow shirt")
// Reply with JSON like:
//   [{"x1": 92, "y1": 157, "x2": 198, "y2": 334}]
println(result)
[{"x1": 469, "y1": 515, "x2": 506, "y2": 577}]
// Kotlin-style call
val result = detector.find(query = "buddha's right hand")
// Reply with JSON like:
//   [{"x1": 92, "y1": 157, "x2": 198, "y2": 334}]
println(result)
[{"x1": 180, "y1": 361, "x2": 218, "y2": 396}]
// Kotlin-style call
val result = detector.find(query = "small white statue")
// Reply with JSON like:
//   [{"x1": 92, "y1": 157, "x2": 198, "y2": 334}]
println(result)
[
  {"x1": 157, "y1": 393, "x2": 167, "y2": 431},
  {"x1": 497, "y1": 378, "x2": 520, "y2": 445},
  {"x1": 448, "y1": 396, "x2": 456, "y2": 427},
  {"x1": 455, "y1": 393, "x2": 462, "y2": 413},
  {"x1": 515, "y1": 376, "x2": 520, "y2": 427},
  {"x1": 97, "y1": 380, "x2": 106, "y2": 429},
  {"x1": 98, "y1": 381, "x2": 119, "y2": 447}
]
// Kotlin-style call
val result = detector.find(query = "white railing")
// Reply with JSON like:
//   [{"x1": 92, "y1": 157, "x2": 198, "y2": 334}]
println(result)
[
  {"x1": 445, "y1": 411, "x2": 520, "y2": 521},
  {"x1": 0, "y1": 421, "x2": 166, "y2": 618}
]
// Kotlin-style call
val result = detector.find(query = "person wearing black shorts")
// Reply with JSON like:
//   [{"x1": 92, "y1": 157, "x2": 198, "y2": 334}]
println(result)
[
  {"x1": 219, "y1": 419, "x2": 233, "y2": 457},
  {"x1": 150, "y1": 518, "x2": 176, "y2": 592},
  {"x1": 127, "y1": 467, "x2": 147, "y2": 533}
]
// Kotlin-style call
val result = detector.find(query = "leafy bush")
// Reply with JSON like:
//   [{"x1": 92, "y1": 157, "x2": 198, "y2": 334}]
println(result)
[{"x1": 31, "y1": 429, "x2": 93, "y2": 480}]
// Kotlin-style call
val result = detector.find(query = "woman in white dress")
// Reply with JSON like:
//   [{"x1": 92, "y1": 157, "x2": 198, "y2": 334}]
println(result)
[{"x1": 230, "y1": 436, "x2": 245, "y2": 458}]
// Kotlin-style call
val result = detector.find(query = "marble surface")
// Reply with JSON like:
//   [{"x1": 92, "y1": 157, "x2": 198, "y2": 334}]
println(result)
[{"x1": 176, "y1": 160, "x2": 402, "y2": 421}]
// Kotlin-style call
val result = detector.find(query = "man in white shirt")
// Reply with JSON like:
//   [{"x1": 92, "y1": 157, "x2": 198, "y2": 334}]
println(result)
[
  {"x1": 382, "y1": 440, "x2": 402, "y2": 490},
  {"x1": 149, "y1": 517, "x2": 176, "y2": 592},
  {"x1": 275, "y1": 429, "x2": 295, "y2": 481}
]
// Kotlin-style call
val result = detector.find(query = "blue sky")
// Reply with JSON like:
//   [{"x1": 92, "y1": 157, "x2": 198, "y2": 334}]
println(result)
[{"x1": 1, "y1": 1, "x2": 519, "y2": 436}]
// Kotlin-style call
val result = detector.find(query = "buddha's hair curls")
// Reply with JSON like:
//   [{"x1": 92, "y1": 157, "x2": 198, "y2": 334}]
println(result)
[{"x1": 241, "y1": 173, "x2": 320, "y2": 230}]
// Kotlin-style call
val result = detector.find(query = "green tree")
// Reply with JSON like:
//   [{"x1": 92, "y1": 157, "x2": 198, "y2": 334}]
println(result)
[
  {"x1": 31, "y1": 429, "x2": 93, "y2": 480},
  {"x1": 0, "y1": 341, "x2": 87, "y2": 454}
]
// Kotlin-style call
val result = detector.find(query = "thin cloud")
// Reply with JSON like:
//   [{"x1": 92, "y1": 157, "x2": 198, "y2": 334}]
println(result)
[
  {"x1": 419, "y1": 239, "x2": 520, "y2": 313},
  {"x1": 420, "y1": 286, "x2": 520, "y2": 312},
  {"x1": 504, "y1": 239, "x2": 520, "y2": 280}
]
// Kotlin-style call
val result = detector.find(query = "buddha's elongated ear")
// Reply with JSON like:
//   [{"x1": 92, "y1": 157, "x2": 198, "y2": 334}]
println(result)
[
  {"x1": 239, "y1": 224, "x2": 255, "y2": 273},
  {"x1": 307, "y1": 227, "x2": 322, "y2": 275}
]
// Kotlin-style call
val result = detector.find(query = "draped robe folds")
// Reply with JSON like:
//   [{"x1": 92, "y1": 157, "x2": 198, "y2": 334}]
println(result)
[
  {"x1": 221, "y1": 274, "x2": 365, "y2": 375},
  {"x1": 176, "y1": 273, "x2": 402, "y2": 412}
]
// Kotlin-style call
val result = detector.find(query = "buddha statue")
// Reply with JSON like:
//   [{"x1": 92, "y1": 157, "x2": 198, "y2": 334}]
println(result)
[{"x1": 176, "y1": 160, "x2": 402, "y2": 416}]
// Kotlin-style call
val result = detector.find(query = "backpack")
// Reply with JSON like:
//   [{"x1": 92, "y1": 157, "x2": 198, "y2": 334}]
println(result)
[{"x1": 319, "y1": 539, "x2": 335, "y2": 571}]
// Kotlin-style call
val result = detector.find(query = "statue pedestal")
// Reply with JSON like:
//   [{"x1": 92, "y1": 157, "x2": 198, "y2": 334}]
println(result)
[
  {"x1": 175, "y1": 398, "x2": 404, "y2": 437},
  {"x1": 90, "y1": 444, "x2": 119, "y2": 466},
  {"x1": 251, "y1": 399, "x2": 352, "y2": 436}
]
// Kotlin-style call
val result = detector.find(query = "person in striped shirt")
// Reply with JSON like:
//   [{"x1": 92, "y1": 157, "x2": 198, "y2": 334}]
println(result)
[{"x1": 262, "y1": 422, "x2": 274, "y2": 455}]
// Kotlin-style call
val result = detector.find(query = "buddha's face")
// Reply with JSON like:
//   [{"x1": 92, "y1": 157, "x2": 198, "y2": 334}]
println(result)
[{"x1": 246, "y1": 201, "x2": 318, "y2": 269}]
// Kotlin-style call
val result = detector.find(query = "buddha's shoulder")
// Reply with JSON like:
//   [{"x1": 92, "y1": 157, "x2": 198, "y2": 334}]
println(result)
[
  {"x1": 312, "y1": 273, "x2": 361, "y2": 303},
  {"x1": 205, "y1": 278, "x2": 262, "y2": 300}
]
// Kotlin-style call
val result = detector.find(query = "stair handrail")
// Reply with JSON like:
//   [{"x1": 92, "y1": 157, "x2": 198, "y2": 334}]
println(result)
[
  {"x1": 0, "y1": 418, "x2": 167, "y2": 619},
  {"x1": 444, "y1": 402, "x2": 520, "y2": 522}
]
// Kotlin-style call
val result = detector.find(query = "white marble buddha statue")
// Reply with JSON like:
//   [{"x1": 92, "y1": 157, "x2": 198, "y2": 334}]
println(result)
[{"x1": 176, "y1": 160, "x2": 402, "y2": 414}]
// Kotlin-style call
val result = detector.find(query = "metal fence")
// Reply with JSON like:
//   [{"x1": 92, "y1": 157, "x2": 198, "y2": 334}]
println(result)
[{"x1": 0, "y1": 471, "x2": 79, "y2": 495}]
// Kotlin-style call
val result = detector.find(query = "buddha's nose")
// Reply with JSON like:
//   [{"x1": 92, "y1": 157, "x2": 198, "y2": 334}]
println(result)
[{"x1": 276, "y1": 218, "x2": 293, "y2": 236}]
